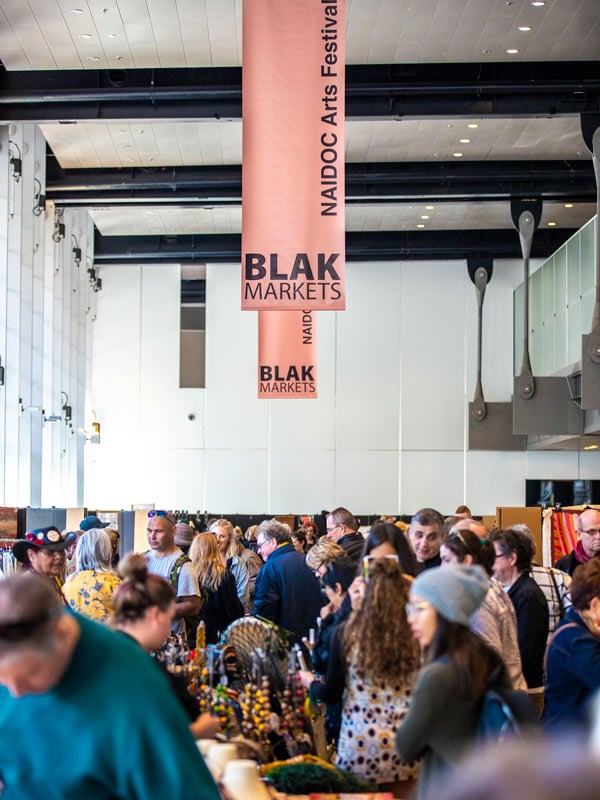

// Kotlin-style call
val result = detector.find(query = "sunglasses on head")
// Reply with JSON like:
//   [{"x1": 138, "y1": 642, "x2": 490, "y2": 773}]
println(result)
[{"x1": 148, "y1": 510, "x2": 169, "y2": 519}]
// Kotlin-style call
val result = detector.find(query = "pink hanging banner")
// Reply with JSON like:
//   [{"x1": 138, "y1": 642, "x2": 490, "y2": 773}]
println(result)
[
  {"x1": 258, "y1": 310, "x2": 318, "y2": 398},
  {"x1": 242, "y1": 0, "x2": 345, "y2": 311}
]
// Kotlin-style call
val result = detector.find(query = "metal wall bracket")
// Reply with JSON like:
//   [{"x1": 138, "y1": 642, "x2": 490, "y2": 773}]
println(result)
[
  {"x1": 513, "y1": 375, "x2": 584, "y2": 434},
  {"x1": 470, "y1": 400, "x2": 526, "y2": 450},
  {"x1": 467, "y1": 257, "x2": 526, "y2": 450}
]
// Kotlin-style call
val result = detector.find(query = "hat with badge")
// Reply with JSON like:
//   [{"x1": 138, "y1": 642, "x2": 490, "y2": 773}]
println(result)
[{"x1": 12, "y1": 526, "x2": 78, "y2": 564}]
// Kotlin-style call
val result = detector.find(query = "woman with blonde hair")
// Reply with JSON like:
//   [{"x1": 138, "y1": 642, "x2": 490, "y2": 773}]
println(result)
[
  {"x1": 189, "y1": 533, "x2": 243, "y2": 643},
  {"x1": 305, "y1": 537, "x2": 345, "y2": 577},
  {"x1": 209, "y1": 518, "x2": 262, "y2": 612},
  {"x1": 300, "y1": 559, "x2": 420, "y2": 791}
]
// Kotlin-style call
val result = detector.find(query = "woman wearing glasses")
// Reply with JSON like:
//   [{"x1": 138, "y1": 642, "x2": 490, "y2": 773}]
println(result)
[
  {"x1": 299, "y1": 558, "x2": 420, "y2": 793},
  {"x1": 395, "y1": 565, "x2": 509, "y2": 800},
  {"x1": 440, "y1": 528, "x2": 526, "y2": 691}
]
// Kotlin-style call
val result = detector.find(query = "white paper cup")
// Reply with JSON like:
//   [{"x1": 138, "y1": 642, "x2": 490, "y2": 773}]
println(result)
[
  {"x1": 222, "y1": 759, "x2": 270, "y2": 800},
  {"x1": 205, "y1": 742, "x2": 238, "y2": 781}
]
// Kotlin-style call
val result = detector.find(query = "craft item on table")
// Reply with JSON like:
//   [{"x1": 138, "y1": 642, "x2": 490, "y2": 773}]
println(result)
[
  {"x1": 308, "y1": 795, "x2": 393, "y2": 800},
  {"x1": 192, "y1": 620, "x2": 207, "y2": 669},
  {"x1": 240, "y1": 672, "x2": 273, "y2": 746},
  {"x1": 260, "y1": 755, "x2": 372, "y2": 795},
  {"x1": 279, "y1": 655, "x2": 311, "y2": 756}
]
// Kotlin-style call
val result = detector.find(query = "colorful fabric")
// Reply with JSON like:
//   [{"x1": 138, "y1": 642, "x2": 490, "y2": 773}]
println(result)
[
  {"x1": 63, "y1": 570, "x2": 122, "y2": 622},
  {"x1": 551, "y1": 512, "x2": 578, "y2": 562}
]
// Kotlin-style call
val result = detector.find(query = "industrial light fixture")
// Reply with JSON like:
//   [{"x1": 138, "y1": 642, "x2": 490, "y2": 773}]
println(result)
[
  {"x1": 33, "y1": 179, "x2": 46, "y2": 216},
  {"x1": 71, "y1": 234, "x2": 82, "y2": 265},
  {"x1": 87, "y1": 261, "x2": 102, "y2": 292},
  {"x1": 52, "y1": 209, "x2": 66, "y2": 242},
  {"x1": 8, "y1": 141, "x2": 22, "y2": 182},
  {"x1": 61, "y1": 392, "x2": 72, "y2": 423},
  {"x1": 90, "y1": 411, "x2": 101, "y2": 444}
]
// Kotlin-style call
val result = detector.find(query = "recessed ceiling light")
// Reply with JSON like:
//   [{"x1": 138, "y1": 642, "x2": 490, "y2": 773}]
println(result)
[
  {"x1": 425, "y1": 205, "x2": 434, "y2": 210},
  {"x1": 417, "y1": 224, "x2": 425, "y2": 229},
  {"x1": 115, "y1": 56, "x2": 123, "y2": 60},
  {"x1": 459, "y1": 138, "x2": 470, "y2": 144},
  {"x1": 584, "y1": 444, "x2": 599, "y2": 450},
  {"x1": 86, "y1": 56, "x2": 100, "y2": 61},
  {"x1": 453, "y1": 152, "x2": 464, "y2": 157},
  {"x1": 547, "y1": 221, "x2": 557, "y2": 227},
  {"x1": 482, "y1": 49, "x2": 491, "y2": 54},
  {"x1": 68, "y1": 8, "x2": 84, "y2": 13},
  {"x1": 79, "y1": 33, "x2": 93, "y2": 39},
  {"x1": 122, "y1": 144, "x2": 132, "y2": 149},
  {"x1": 531, "y1": 1, "x2": 545, "y2": 6},
  {"x1": 468, "y1": 123, "x2": 479, "y2": 129},
  {"x1": 447, "y1": 123, "x2": 454, "y2": 128},
  {"x1": 433, "y1": 152, "x2": 440, "y2": 157},
  {"x1": 518, "y1": 26, "x2": 532, "y2": 31},
  {"x1": 564, "y1": 203, "x2": 574, "y2": 208},
  {"x1": 421, "y1": 215, "x2": 430, "y2": 220},
  {"x1": 124, "y1": 158, "x2": 136, "y2": 163},
  {"x1": 506, "y1": 48, "x2": 519, "y2": 54},
  {"x1": 108, "y1": 33, "x2": 117, "y2": 38}
]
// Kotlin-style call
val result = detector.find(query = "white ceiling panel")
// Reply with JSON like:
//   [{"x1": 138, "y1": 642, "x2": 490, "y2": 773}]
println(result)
[
  {"x1": 89, "y1": 203, "x2": 596, "y2": 237},
  {"x1": 42, "y1": 116, "x2": 590, "y2": 170},
  {"x1": 2, "y1": 0, "x2": 599, "y2": 70}
]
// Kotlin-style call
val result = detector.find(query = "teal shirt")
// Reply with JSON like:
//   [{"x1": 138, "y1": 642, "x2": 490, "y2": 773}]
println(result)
[{"x1": 0, "y1": 615, "x2": 220, "y2": 800}]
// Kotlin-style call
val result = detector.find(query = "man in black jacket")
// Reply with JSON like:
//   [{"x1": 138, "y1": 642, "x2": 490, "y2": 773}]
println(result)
[
  {"x1": 254, "y1": 519, "x2": 323, "y2": 642},
  {"x1": 325, "y1": 507, "x2": 364, "y2": 564}
]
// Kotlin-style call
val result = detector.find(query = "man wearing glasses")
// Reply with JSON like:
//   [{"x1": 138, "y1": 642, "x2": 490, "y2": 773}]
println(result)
[
  {"x1": 554, "y1": 507, "x2": 600, "y2": 577},
  {"x1": 325, "y1": 507, "x2": 364, "y2": 564},
  {"x1": 254, "y1": 519, "x2": 323, "y2": 642},
  {"x1": 145, "y1": 511, "x2": 201, "y2": 636}
]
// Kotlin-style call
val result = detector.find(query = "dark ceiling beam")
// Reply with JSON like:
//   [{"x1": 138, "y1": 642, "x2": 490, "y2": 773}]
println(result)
[
  {"x1": 46, "y1": 160, "x2": 595, "y2": 205},
  {"x1": 2, "y1": 62, "x2": 599, "y2": 122},
  {"x1": 93, "y1": 228, "x2": 576, "y2": 265}
]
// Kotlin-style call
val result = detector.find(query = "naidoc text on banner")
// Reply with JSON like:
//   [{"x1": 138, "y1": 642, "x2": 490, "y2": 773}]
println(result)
[
  {"x1": 258, "y1": 310, "x2": 318, "y2": 399},
  {"x1": 242, "y1": 0, "x2": 346, "y2": 311}
]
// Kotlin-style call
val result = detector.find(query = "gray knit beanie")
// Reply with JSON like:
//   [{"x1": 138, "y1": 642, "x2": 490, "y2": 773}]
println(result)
[{"x1": 412, "y1": 564, "x2": 489, "y2": 626}]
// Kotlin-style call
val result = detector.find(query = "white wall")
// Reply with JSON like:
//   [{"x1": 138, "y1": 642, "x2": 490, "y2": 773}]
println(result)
[{"x1": 84, "y1": 258, "x2": 600, "y2": 516}]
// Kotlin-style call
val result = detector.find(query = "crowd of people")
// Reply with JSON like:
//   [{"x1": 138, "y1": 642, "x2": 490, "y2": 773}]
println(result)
[{"x1": 2, "y1": 504, "x2": 600, "y2": 799}]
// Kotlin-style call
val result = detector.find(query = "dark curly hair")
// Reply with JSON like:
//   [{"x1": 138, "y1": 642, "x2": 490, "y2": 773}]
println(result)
[{"x1": 343, "y1": 558, "x2": 419, "y2": 684}]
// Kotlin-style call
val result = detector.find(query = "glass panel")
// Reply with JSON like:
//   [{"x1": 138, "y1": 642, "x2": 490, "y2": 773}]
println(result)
[
  {"x1": 580, "y1": 218, "x2": 595, "y2": 304},
  {"x1": 514, "y1": 218, "x2": 597, "y2": 374},
  {"x1": 541, "y1": 256, "x2": 555, "y2": 375},
  {"x1": 531, "y1": 268, "x2": 543, "y2": 374}
]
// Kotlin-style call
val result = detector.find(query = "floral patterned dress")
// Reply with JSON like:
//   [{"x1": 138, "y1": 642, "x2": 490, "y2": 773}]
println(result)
[
  {"x1": 63, "y1": 570, "x2": 122, "y2": 622},
  {"x1": 335, "y1": 660, "x2": 419, "y2": 784}
]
